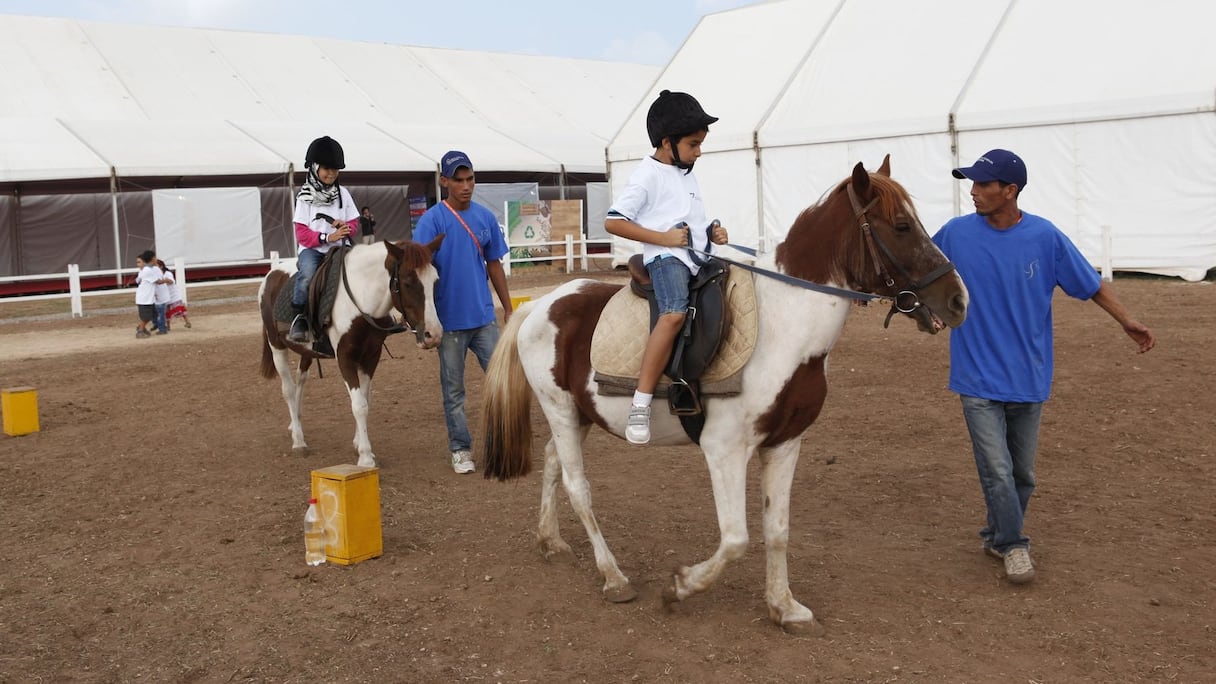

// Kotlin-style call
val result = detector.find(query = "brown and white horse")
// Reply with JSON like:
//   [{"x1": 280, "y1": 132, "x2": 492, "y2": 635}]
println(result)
[
  {"x1": 479, "y1": 157, "x2": 968, "y2": 633},
  {"x1": 258, "y1": 237, "x2": 444, "y2": 467}
]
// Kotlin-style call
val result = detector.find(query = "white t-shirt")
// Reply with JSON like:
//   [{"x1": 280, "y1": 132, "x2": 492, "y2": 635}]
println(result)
[
  {"x1": 606, "y1": 155, "x2": 711, "y2": 275},
  {"x1": 294, "y1": 186, "x2": 360, "y2": 254},
  {"x1": 154, "y1": 267, "x2": 174, "y2": 305},
  {"x1": 135, "y1": 265, "x2": 159, "y2": 305}
]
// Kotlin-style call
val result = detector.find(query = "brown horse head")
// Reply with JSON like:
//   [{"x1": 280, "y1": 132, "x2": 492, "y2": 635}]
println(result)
[
  {"x1": 776, "y1": 154, "x2": 967, "y2": 333},
  {"x1": 385, "y1": 235, "x2": 444, "y2": 349}
]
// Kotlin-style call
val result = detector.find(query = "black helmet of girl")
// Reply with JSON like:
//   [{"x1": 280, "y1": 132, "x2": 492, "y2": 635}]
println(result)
[{"x1": 305, "y1": 136, "x2": 345, "y2": 169}]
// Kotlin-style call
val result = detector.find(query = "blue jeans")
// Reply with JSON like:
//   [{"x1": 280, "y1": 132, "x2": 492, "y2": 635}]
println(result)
[
  {"x1": 960, "y1": 395, "x2": 1043, "y2": 553},
  {"x1": 293, "y1": 248, "x2": 325, "y2": 308},
  {"x1": 153, "y1": 303, "x2": 168, "y2": 333},
  {"x1": 646, "y1": 255, "x2": 691, "y2": 315},
  {"x1": 437, "y1": 323, "x2": 500, "y2": 452}
]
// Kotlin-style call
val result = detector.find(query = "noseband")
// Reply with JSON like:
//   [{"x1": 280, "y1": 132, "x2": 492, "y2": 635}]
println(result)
[{"x1": 846, "y1": 183, "x2": 956, "y2": 327}]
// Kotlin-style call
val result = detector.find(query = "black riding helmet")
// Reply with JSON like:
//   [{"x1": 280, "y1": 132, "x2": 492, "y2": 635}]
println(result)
[
  {"x1": 305, "y1": 136, "x2": 345, "y2": 169},
  {"x1": 645, "y1": 90, "x2": 718, "y2": 148}
]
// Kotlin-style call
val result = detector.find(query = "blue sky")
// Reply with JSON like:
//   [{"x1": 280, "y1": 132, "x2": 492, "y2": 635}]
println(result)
[{"x1": 0, "y1": 0, "x2": 765, "y2": 65}]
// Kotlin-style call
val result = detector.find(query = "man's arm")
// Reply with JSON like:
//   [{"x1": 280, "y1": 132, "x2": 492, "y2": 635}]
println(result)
[
  {"x1": 486, "y1": 259, "x2": 513, "y2": 322},
  {"x1": 1091, "y1": 281, "x2": 1156, "y2": 353}
]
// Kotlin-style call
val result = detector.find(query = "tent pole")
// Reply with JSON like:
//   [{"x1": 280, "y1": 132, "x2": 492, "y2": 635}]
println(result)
[
  {"x1": 287, "y1": 163, "x2": 296, "y2": 258},
  {"x1": 949, "y1": 114, "x2": 961, "y2": 217},
  {"x1": 754, "y1": 131, "x2": 765, "y2": 253},
  {"x1": 110, "y1": 168, "x2": 122, "y2": 287},
  {"x1": 559, "y1": 164, "x2": 567, "y2": 200}
]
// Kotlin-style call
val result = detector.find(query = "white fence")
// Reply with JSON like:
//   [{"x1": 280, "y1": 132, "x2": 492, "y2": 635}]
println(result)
[{"x1": 1, "y1": 235, "x2": 615, "y2": 317}]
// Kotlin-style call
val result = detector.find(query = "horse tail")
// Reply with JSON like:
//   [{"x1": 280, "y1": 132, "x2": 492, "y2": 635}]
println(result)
[
  {"x1": 482, "y1": 302, "x2": 535, "y2": 481},
  {"x1": 259, "y1": 327, "x2": 277, "y2": 379}
]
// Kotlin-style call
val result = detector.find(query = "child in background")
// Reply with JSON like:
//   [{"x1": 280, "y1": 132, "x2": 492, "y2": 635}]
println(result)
[
  {"x1": 157, "y1": 259, "x2": 192, "y2": 329},
  {"x1": 133, "y1": 250, "x2": 162, "y2": 339},
  {"x1": 604, "y1": 90, "x2": 729, "y2": 445},
  {"x1": 152, "y1": 259, "x2": 172, "y2": 334}
]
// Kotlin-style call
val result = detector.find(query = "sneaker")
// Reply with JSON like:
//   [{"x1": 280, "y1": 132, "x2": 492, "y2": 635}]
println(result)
[
  {"x1": 155, "y1": 329, "x2": 168, "y2": 335},
  {"x1": 184, "y1": 321, "x2": 192, "y2": 329},
  {"x1": 1003, "y1": 547, "x2": 1035, "y2": 584},
  {"x1": 135, "y1": 328, "x2": 151, "y2": 339},
  {"x1": 450, "y1": 449, "x2": 475, "y2": 474},
  {"x1": 625, "y1": 404, "x2": 651, "y2": 445},
  {"x1": 982, "y1": 543, "x2": 1003, "y2": 561}
]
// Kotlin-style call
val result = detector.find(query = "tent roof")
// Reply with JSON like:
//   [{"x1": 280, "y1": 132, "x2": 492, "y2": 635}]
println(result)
[
  {"x1": 955, "y1": 0, "x2": 1216, "y2": 130},
  {"x1": 608, "y1": 0, "x2": 1216, "y2": 160},
  {"x1": 0, "y1": 14, "x2": 659, "y2": 183}
]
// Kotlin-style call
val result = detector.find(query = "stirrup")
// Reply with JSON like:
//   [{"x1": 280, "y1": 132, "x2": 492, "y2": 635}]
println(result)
[
  {"x1": 667, "y1": 378, "x2": 703, "y2": 416},
  {"x1": 288, "y1": 314, "x2": 310, "y2": 343}
]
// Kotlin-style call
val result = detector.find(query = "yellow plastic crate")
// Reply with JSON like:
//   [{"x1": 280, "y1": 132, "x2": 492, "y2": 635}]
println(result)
[
  {"x1": 2, "y1": 386, "x2": 40, "y2": 436},
  {"x1": 310, "y1": 465, "x2": 383, "y2": 565},
  {"x1": 510, "y1": 295, "x2": 531, "y2": 309}
]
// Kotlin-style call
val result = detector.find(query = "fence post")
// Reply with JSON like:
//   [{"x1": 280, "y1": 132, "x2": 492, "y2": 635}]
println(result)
[
  {"x1": 565, "y1": 234, "x2": 575, "y2": 273},
  {"x1": 270, "y1": 250, "x2": 280, "y2": 269},
  {"x1": 580, "y1": 236, "x2": 589, "y2": 272},
  {"x1": 68, "y1": 264, "x2": 83, "y2": 318}
]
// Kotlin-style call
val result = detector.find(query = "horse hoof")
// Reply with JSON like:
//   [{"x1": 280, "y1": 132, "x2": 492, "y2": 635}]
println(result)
[
  {"x1": 660, "y1": 584, "x2": 681, "y2": 608},
  {"x1": 781, "y1": 618, "x2": 825, "y2": 637},
  {"x1": 603, "y1": 583, "x2": 637, "y2": 603},
  {"x1": 357, "y1": 456, "x2": 376, "y2": 467},
  {"x1": 537, "y1": 538, "x2": 574, "y2": 562}
]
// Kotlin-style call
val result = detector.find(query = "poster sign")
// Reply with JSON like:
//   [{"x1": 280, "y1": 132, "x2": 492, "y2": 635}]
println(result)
[{"x1": 506, "y1": 200, "x2": 551, "y2": 264}]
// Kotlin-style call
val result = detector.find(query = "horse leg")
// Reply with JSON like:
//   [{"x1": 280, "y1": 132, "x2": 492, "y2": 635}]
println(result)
[
  {"x1": 536, "y1": 436, "x2": 574, "y2": 561},
  {"x1": 272, "y1": 347, "x2": 307, "y2": 450},
  {"x1": 345, "y1": 367, "x2": 375, "y2": 467},
  {"x1": 549, "y1": 419, "x2": 635, "y2": 603},
  {"x1": 759, "y1": 440, "x2": 821, "y2": 635},
  {"x1": 662, "y1": 440, "x2": 752, "y2": 608}
]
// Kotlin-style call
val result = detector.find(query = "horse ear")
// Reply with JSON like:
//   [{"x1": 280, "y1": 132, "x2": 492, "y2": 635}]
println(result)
[
  {"x1": 852, "y1": 161, "x2": 871, "y2": 195},
  {"x1": 427, "y1": 233, "x2": 445, "y2": 255},
  {"x1": 384, "y1": 240, "x2": 404, "y2": 260},
  {"x1": 877, "y1": 154, "x2": 891, "y2": 177}
]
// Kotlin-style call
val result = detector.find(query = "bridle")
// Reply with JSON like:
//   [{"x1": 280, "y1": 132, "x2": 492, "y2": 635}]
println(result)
[
  {"x1": 338, "y1": 247, "x2": 426, "y2": 344},
  {"x1": 846, "y1": 183, "x2": 956, "y2": 326},
  {"x1": 685, "y1": 180, "x2": 956, "y2": 328}
]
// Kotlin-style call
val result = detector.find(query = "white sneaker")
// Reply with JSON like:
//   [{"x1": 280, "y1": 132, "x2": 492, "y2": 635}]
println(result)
[
  {"x1": 450, "y1": 449, "x2": 475, "y2": 474},
  {"x1": 625, "y1": 405, "x2": 650, "y2": 445},
  {"x1": 1003, "y1": 547, "x2": 1035, "y2": 584}
]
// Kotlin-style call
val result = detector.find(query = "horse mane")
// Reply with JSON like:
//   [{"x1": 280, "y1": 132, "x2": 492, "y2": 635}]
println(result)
[
  {"x1": 394, "y1": 240, "x2": 434, "y2": 272},
  {"x1": 777, "y1": 171, "x2": 915, "y2": 287}
]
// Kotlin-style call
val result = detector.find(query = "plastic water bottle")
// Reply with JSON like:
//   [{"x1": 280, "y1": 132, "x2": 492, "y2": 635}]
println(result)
[{"x1": 304, "y1": 498, "x2": 326, "y2": 566}]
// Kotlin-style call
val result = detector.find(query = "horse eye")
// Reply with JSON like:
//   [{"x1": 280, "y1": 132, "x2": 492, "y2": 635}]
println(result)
[{"x1": 895, "y1": 221, "x2": 911, "y2": 232}]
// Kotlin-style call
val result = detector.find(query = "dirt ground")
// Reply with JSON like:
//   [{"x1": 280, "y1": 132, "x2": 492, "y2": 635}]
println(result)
[{"x1": 0, "y1": 268, "x2": 1213, "y2": 683}]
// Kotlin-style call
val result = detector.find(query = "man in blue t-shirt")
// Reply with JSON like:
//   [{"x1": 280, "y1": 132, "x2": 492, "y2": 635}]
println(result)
[
  {"x1": 934, "y1": 149, "x2": 1155, "y2": 585},
  {"x1": 412, "y1": 150, "x2": 513, "y2": 475}
]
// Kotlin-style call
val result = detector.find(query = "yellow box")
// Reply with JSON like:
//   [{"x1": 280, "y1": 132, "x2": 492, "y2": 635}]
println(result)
[
  {"x1": 2, "y1": 386, "x2": 40, "y2": 436},
  {"x1": 310, "y1": 465, "x2": 383, "y2": 565},
  {"x1": 510, "y1": 295, "x2": 531, "y2": 309}
]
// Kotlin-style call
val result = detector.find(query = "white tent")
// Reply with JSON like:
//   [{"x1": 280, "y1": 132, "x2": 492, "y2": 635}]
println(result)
[
  {"x1": 607, "y1": 0, "x2": 1216, "y2": 281},
  {"x1": 0, "y1": 14, "x2": 659, "y2": 278}
]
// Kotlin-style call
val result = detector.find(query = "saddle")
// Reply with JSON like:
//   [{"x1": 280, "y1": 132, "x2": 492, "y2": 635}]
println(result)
[
  {"x1": 592, "y1": 253, "x2": 744, "y2": 443},
  {"x1": 273, "y1": 247, "x2": 348, "y2": 356}
]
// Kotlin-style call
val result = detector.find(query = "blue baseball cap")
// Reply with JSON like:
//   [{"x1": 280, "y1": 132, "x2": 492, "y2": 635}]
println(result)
[
  {"x1": 952, "y1": 149, "x2": 1027, "y2": 189},
  {"x1": 440, "y1": 150, "x2": 473, "y2": 177}
]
